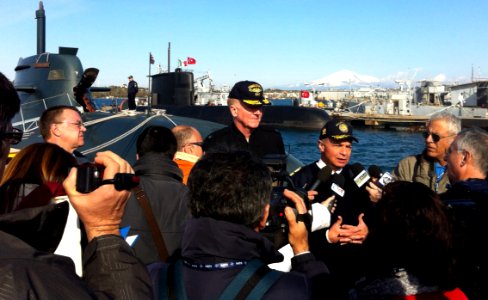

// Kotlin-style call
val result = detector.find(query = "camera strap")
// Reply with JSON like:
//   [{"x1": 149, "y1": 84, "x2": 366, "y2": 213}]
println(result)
[{"x1": 133, "y1": 186, "x2": 169, "y2": 261}]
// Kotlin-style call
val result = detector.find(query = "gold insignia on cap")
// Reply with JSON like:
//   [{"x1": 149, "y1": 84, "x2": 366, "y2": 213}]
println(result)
[
  {"x1": 338, "y1": 123, "x2": 349, "y2": 133},
  {"x1": 321, "y1": 128, "x2": 327, "y2": 136},
  {"x1": 248, "y1": 83, "x2": 262, "y2": 96}
]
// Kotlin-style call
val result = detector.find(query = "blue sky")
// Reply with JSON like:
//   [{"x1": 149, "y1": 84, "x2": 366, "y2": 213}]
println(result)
[{"x1": 1, "y1": 0, "x2": 487, "y2": 89}]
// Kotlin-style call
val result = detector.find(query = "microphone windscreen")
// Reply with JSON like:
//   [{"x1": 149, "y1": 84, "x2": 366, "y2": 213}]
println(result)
[
  {"x1": 350, "y1": 162, "x2": 370, "y2": 188},
  {"x1": 330, "y1": 173, "x2": 345, "y2": 197},
  {"x1": 368, "y1": 165, "x2": 383, "y2": 178},
  {"x1": 350, "y1": 162, "x2": 365, "y2": 176},
  {"x1": 317, "y1": 164, "x2": 333, "y2": 182}
]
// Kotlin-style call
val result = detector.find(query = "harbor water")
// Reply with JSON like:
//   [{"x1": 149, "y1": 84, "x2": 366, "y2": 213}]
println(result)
[{"x1": 281, "y1": 128, "x2": 425, "y2": 172}]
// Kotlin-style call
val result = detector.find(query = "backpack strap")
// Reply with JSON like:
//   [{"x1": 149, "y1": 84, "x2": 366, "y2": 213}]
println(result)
[
  {"x1": 158, "y1": 259, "x2": 283, "y2": 300},
  {"x1": 218, "y1": 259, "x2": 283, "y2": 300},
  {"x1": 158, "y1": 260, "x2": 187, "y2": 300},
  {"x1": 133, "y1": 186, "x2": 169, "y2": 261}
]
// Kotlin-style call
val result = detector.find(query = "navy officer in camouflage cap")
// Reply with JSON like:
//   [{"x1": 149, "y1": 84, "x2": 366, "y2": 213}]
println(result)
[{"x1": 203, "y1": 80, "x2": 285, "y2": 158}]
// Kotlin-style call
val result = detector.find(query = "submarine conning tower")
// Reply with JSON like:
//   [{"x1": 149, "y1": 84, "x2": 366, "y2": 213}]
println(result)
[{"x1": 151, "y1": 68, "x2": 194, "y2": 106}]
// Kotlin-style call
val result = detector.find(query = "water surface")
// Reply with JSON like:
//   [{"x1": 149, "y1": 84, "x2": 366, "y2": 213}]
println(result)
[{"x1": 281, "y1": 128, "x2": 425, "y2": 172}]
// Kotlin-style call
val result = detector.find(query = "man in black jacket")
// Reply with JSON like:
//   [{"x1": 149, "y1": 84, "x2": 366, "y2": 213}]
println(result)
[
  {"x1": 121, "y1": 126, "x2": 190, "y2": 264},
  {"x1": 127, "y1": 75, "x2": 138, "y2": 110},
  {"x1": 0, "y1": 72, "x2": 152, "y2": 298},
  {"x1": 441, "y1": 127, "x2": 488, "y2": 300},
  {"x1": 291, "y1": 119, "x2": 372, "y2": 299},
  {"x1": 203, "y1": 81, "x2": 285, "y2": 158},
  {"x1": 149, "y1": 151, "x2": 330, "y2": 299}
]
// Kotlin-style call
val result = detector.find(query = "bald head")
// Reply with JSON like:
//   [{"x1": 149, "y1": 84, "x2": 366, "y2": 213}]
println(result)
[{"x1": 172, "y1": 125, "x2": 203, "y2": 158}]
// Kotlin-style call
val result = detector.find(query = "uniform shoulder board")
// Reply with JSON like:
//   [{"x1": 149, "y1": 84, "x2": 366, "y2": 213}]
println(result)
[{"x1": 289, "y1": 166, "x2": 303, "y2": 176}]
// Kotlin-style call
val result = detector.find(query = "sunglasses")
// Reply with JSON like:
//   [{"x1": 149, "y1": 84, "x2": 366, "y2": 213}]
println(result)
[
  {"x1": 0, "y1": 128, "x2": 23, "y2": 145},
  {"x1": 422, "y1": 131, "x2": 455, "y2": 143}
]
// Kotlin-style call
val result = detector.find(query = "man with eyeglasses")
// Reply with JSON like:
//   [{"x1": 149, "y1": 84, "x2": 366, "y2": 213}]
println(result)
[
  {"x1": 0, "y1": 72, "x2": 152, "y2": 297},
  {"x1": 172, "y1": 125, "x2": 204, "y2": 184},
  {"x1": 440, "y1": 127, "x2": 488, "y2": 299},
  {"x1": 203, "y1": 81, "x2": 285, "y2": 159},
  {"x1": 393, "y1": 111, "x2": 461, "y2": 193},
  {"x1": 39, "y1": 105, "x2": 88, "y2": 163}
]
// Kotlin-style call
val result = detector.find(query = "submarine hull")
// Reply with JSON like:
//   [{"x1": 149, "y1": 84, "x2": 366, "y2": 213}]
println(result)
[
  {"x1": 157, "y1": 105, "x2": 330, "y2": 130},
  {"x1": 151, "y1": 70, "x2": 330, "y2": 130}
]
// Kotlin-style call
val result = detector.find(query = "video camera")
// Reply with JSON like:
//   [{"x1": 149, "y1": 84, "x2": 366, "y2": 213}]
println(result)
[
  {"x1": 76, "y1": 163, "x2": 140, "y2": 193},
  {"x1": 260, "y1": 154, "x2": 311, "y2": 249}
]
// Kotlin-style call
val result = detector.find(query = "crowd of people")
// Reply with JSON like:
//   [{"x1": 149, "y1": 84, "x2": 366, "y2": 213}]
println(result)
[{"x1": 1, "y1": 72, "x2": 486, "y2": 299}]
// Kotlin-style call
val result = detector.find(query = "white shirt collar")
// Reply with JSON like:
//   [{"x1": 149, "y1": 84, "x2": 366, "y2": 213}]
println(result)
[{"x1": 316, "y1": 159, "x2": 343, "y2": 174}]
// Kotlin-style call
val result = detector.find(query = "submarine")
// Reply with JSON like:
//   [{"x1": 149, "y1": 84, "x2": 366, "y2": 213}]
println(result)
[
  {"x1": 10, "y1": 1, "x2": 304, "y2": 171},
  {"x1": 149, "y1": 70, "x2": 331, "y2": 130},
  {"x1": 11, "y1": 1, "x2": 224, "y2": 165}
]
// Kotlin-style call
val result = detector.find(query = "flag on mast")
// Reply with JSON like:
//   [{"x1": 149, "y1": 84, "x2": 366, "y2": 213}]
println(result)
[
  {"x1": 178, "y1": 59, "x2": 188, "y2": 67},
  {"x1": 149, "y1": 52, "x2": 155, "y2": 64},
  {"x1": 187, "y1": 57, "x2": 196, "y2": 65}
]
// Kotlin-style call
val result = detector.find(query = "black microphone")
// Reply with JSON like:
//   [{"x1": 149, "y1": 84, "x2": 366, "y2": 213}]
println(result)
[
  {"x1": 368, "y1": 164, "x2": 395, "y2": 188},
  {"x1": 330, "y1": 173, "x2": 345, "y2": 198},
  {"x1": 349, "y1": 163, "x2": 371, "y2": 189},
  {"x1": 368, "y1": 165, "x2": 383, "y2": 179},
  {"x1": 308, "y1": 164, "x2": 333, "y2": 191},
  {"x1": 327, "y1": 173, "x2": 345, "y2": 211}
]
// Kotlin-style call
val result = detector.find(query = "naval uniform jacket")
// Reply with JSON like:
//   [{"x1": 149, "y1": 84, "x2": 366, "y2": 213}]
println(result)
[
  {"x1": 121, "y1": 152, "x2": 191, "y2": 265},
  {"x1": 393, "y1": 151, "x2": 450, "y2": 193},
  {"x1": 148, "y1": 217, "x2": 331, "y2": 299},
  {"x1": 291, "y1": 161, "x2": 373, "y2": 299},
  {"x1": 203, "y1": 123, "x2": 285, "y2": 158},
  {"x1": 0, "y1": 203, "x2": 152, "y2": 299}
]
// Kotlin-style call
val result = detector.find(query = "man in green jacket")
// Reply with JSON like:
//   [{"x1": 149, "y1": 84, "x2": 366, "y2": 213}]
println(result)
[{"x1": 393, "y1": 111, "x2": 461, "y2": 193}]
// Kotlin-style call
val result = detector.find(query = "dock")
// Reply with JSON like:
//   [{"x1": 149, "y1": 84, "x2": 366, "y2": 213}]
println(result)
[{"x1": 331, "y1": 111, "x2": 488, "y2": 131}]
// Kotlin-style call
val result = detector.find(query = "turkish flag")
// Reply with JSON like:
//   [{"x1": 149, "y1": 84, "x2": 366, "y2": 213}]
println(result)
[
  {"x1": 187, "y1": 57, "x2": 196, "y2": 65},
  {"x1": 301, "y1": 91, "x2": 310, "y2": 98}
]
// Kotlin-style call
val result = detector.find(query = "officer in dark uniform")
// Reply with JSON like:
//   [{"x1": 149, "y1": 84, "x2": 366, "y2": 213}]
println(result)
[
  {"x1": 127, "y1": 75, "x2": 138, "y2": 110},
  {"x1": 203, "y1": 81, "x2": 285, "y2": 158},
  {"x1": 291, "y1": 119, "x2": 373, "y2": 299}
]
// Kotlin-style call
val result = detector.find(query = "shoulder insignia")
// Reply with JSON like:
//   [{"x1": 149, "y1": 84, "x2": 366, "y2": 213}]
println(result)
[{"x1": 289, "y1": 166, "x2": 303, "y2": 176}]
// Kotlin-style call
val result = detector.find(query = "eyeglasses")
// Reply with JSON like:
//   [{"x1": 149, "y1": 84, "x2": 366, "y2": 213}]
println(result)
[
  {"x1": 186, "y1": 141, "x2": 203, "y2": 147},
  {"x1": 0, "y1": 128, "x2": 23, "y2": 145},
  {"x1": 55, "y1": 121, "x2": 85, "y2": 128},
  {"x1": 422, "y1": 131, "x2": 455, "y2": 143}
]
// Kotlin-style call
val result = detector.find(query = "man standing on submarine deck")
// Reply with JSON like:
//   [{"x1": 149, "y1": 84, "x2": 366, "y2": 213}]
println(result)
[{"x1": 203, "y1": 80, "x2": 285, "y2": 158}]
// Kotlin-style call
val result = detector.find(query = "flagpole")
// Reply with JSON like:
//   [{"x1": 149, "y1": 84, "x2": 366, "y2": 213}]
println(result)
[{"x1": 148, "y1": 52, "x2": 152, "y2": 113}]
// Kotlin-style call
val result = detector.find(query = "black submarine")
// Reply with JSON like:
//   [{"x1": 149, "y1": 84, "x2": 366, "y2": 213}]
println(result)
[
  {"x1": 11, "y1": 1, "x2": 224, "y2": 165},
  {"x1": 149, "y1": 70, "x2": 330, "y2": 130}
]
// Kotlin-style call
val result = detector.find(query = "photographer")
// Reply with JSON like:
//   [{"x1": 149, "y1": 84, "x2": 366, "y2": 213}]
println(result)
[
  {"x1": 0, "y1": 151, "x2": 152, "y2": 298},
  {"x1": 148, "y1": 151, "x2": 330, "y2": 299}
]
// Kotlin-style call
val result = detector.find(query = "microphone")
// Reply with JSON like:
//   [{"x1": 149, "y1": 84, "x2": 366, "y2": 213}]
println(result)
[
  {"x1": 327, "y1": 173, "x2": 345, "y2": 211},
  {"x1": 308, "y1": 164, "x2": 333, "y2": 191},
  {"x1": 368, "y1": 165, "x2": 383, "y2": 179},
  {"x1": 349, "y1": 163, "x2": 371, "y2": 189},
  {"x1": 368, "y1": 164, "x2": 395, "y2": 188},
  {"x1": 330, "y1": 173, "x2": 345, "y2": 198}
]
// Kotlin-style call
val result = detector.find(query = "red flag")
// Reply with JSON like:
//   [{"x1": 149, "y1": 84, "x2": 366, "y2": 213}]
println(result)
[
  {"x1": 150, "y1": 53, "x2": 155, "y2": 64},
  {"x1": 187, "y1": 57, "x2": 196, "y2": 65},
  {"x1": 301, "y1": 91, "x2": 310, "y2": 98}
]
